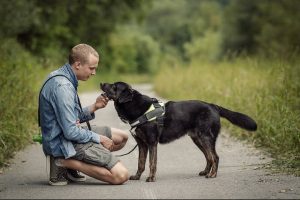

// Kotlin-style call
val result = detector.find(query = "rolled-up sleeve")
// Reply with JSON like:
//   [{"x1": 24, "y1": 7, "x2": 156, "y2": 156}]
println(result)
[{"x1": 50, "y1": 83, "x2": 100, "y2": 144}]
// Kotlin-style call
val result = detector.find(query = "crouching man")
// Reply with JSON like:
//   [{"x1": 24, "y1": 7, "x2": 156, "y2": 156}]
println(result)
[{"x1": 39, "y1": 43, "x2": 129, "y2": 185}]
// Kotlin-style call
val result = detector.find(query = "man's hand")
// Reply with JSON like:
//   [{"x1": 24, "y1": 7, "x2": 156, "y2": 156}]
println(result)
[
  {"x1": 100, "y1": 135, "x2": 114, "y2": 151},
  {"x1": 95, "y1": 94, "x2": 109, "y2": 109},
  {"x1": 89, "y1": 94, "x2": 109, "y2": 113}
]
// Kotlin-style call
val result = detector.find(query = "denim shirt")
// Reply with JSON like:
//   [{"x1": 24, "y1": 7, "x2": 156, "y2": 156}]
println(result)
[{"x1": 39, "y1": 63, "x2": 100, "y2": 158}]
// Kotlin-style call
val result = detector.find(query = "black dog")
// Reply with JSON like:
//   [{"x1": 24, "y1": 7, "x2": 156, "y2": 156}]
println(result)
[{"x1": 100, "y1": 82, "x2": 257, "y2": 182}]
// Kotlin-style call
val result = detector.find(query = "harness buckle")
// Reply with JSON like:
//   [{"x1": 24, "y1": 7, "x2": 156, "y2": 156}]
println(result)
[{"x1": 130, "y1": 127, "x2": 137, "y2": 137}]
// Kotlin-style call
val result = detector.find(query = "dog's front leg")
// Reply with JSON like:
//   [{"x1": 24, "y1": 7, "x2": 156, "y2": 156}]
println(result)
[
  {"x1": 146, "y1": 144, "x2": 157, "y2": 182},
  {"x1": 130, "y1": 141, "x2": 148, "y2": 180}
]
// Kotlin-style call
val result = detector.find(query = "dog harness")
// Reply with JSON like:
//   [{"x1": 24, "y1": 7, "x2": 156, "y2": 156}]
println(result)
[
  {"x1": 130, "y1": 99, "x2": 165, "y2": 128},
  {"x1": 114, "y1": 98, "x2": 165, "y2": 157}
]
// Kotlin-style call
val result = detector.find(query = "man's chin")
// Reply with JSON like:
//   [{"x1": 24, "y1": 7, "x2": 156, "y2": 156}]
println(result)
[{"x1": 82, "y1": 77, "x2": 90, "y2": 81}]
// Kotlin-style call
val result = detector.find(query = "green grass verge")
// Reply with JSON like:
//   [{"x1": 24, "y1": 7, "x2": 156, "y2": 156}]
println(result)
[
  {"x1": 0, "y1": 39, "x2": 39, "y2": 167},
  {"x1": 154, "y1": 57, "x2": 300, "y2": 176}
]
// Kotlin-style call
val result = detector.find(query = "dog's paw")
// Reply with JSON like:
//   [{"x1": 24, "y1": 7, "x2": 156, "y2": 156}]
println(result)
[
  {"x1": 205, "y1": 172, "x2": 217, "y2": 178},
  {"x1": 199, "y1": 170, "x2": 209, "y2": 176},
  {"x1": 146, "y1": 176, "x2": 156, "y2": 182},
  {"x1": 129, "y1": 175, "x2": 140, "y2": 180}
]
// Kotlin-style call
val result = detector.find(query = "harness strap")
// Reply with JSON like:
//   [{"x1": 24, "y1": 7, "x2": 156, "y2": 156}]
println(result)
[
  {"x1": 156, "y1": 115, "x2": 164, "y2": 137},
  {"x1": 130, "y1": 102, "x2": 165, "y2": 128},
  {"x1": 116, "y1": 99, "x2": 166, "y2": 157}
]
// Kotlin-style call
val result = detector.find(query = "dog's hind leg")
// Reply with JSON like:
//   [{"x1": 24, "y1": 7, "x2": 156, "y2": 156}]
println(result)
[
  {"x1": 201, "y1": 133, "x2": 219, "y2": 178},
  {"x1": 190, "y1": 135, "x2": 212, "y2": 176},
  {"x1": 146, "y1": 144, "x2": 158, "y2": 182},
  {"x1": 192, "y1": 133, "x2": 219, "y2": 178},
  {"x1": 130, "y1": 137, "x2": 148, "y2": 180}
]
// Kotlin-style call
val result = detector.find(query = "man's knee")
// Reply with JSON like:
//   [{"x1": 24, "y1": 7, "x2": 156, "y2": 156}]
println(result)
[
  {"x1": 111, "y1": 128, "x2": 128, "y2": 143},
  {"x1": 110, "y1": 162, "x2": 129, "y2": 185},
  {"x1": 122, "y1": 131, "x2": 128, "y2": 143},
  {"x1": 113, "y1": 170, "x2": 129, "y2": 185}
]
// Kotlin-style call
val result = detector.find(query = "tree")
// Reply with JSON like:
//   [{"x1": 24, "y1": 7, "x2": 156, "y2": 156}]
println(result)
[
  {"x1": 0, "y1": 0, "x2": 38, "y2": 37},
  {"x1": 255, "y1": 0, "x2": 300, "y2": 57},
  {"x1": 1, "y1": 0, "x2": 150, "y2": 63},
  {"x1": 220, "y1": 0, "x2": 260, "y2": 56}
]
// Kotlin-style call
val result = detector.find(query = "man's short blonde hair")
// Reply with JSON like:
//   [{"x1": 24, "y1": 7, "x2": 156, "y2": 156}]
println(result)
[{"x1": 69, "y1": 44, "x2": 99, "y2": 65}]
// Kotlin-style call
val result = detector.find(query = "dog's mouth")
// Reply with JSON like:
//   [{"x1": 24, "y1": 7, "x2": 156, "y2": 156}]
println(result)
[
  {"x1": 100, "y1": 83, "x2": 115, "y2": 100},
  {"x1": 100, "y1": 92, "x2": 109, "y2": 99},
  {"x1": 100, "y1": 91, "x2": 114, "y2": 101}
]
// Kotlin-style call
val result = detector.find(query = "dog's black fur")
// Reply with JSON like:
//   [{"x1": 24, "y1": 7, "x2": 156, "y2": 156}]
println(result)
[{"x1": 100, "y1": 82, "x2": 257, "y2": 182}]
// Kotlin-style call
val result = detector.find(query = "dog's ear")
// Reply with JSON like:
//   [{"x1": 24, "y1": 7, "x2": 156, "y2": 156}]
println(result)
[{"x1": 118, "y1": 88, "x2": 133, "y2": 103}]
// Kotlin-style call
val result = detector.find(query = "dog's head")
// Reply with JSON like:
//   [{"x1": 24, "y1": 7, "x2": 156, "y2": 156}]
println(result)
[{"x1": 100, "y1": 82, "x2": 134, "y2": 103}]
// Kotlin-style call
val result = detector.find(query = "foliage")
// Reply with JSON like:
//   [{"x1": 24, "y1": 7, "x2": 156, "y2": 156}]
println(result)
[
  {"x1": 142, "y1": 0, "x2": 300, "y2": 61},
  {"x1": 255, "y1": 0, "x2": 300, "y2": 57},
  {"x1": 0, "y1": 39, "x2": 38, "y2": 166},
  {"x1": 0, "y1": 0, "x2": 38, "y2": 37},
  {"x1": 221, "y1": 0, "x2": 260, "y2": 55},
  {"x1": 154, "y1": 57, "x2": 300, "y2": 175},
  {"x1": 0, "y1": 0, "x2": 150, "y2": 65},
  {"x1": 143, "y1": 0, "x2": 225, "y2": 62},
  {"x1": 104, "y1": 26, "x2": 160, "y2": 74},
  {"x1": 184, "y1": 30, "x2": 222, "y2": 62},
  {"x1": 221, "y1": 0, "x2": 300, "y2": 57},
  {"x1": 184, "y1": 1, "x2": 223, "y2": 61},
  {"x1": 143, "y1": 0, "x2": 190, "y2": 56}
]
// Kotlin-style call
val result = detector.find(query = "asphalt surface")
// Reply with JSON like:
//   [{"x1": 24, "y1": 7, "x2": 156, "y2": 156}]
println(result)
[{"x1": 0, "y1": 84, "x2": 299, "y2": 199}]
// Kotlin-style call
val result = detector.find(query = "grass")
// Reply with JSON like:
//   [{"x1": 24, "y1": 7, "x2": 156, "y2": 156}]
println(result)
[
  {"x1": 154, "y1": 57, "x2": 300, "y2": 176},
  {"x1": 0, "y1": 39, "x2": 39, "y2": 167}
]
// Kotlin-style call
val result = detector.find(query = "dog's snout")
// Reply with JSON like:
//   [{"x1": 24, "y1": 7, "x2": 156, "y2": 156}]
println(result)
[
  {"x1": 100, "y1": 83, "x2": 113, "y2": 93},
  {"x1": 100, "y1": 83, "x2": 107, "y2": 90}
]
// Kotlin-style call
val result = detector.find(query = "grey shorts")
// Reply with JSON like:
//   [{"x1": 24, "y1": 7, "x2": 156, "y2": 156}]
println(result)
[{"x1": 72, "y1": 126, "x2": 119, "y2": 170}]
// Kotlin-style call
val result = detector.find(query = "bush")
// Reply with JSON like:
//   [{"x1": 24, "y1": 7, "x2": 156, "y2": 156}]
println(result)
[
  {"x1": 0, "y1": 39, "x2": 38, "y2": 166},
  {"x1": 105, "y1": 27, "x2": 160, "y2": 74},
  {"x1": 184, "y1": 30, "x2": 222, "y2": 62}
]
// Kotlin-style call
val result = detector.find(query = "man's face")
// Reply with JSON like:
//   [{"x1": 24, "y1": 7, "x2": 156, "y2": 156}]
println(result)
[{"x1": 75, "y1": 54, "x2": 99, "y2": 81}]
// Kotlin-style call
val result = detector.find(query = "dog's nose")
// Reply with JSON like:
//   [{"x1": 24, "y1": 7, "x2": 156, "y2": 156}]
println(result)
[{"x1": 100, "y1": 83, "x2": 104, "y2": 89}]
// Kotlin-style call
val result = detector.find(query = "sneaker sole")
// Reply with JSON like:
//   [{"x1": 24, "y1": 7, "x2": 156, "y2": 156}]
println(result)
[
  {"x1": 66, "y1": 172, "x2": 86, "y2": 182},
  {"x1": 49, "y1": 180, "x2": 68, "y2": 186}
]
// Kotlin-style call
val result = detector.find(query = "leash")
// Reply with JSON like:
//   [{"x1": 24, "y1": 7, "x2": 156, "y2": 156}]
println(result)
[
  {"x1": 115, "y1": 144, "x2": 138, "y2": 157},
  {"x1": 115, "y1": 128, "x2": 138, "y2": 157}
]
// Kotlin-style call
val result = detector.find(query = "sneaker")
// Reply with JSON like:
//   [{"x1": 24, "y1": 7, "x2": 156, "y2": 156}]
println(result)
[
  {"x1": 66, "y1": 169, "x2": 86, "y2": 182},
  {"x1": 48, "y1": 156, "x2": 68, "y2": 186}
]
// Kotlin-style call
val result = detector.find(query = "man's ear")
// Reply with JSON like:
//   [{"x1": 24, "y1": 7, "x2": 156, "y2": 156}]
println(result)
[
  {"x1": 74, "y1": 61, "x2": 81, "y2": 69},
  {"x1": 118, "y1": 89, "x2": 133, "y2": 103}
]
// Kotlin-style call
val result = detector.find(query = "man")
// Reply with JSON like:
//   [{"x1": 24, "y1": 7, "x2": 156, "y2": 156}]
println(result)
[{"x1": 39, "y1": 44, "x2": 129, "y2": 185}]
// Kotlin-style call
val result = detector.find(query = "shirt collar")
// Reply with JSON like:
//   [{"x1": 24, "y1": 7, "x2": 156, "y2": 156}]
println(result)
[{"x1": 64, "y1": 63, "x2": 79, "y2": 90}]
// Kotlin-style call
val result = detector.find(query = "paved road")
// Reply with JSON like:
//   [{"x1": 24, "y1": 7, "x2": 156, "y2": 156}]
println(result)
[{"x1": 0, "y1": 84, "x2": 299, "y2": 199}]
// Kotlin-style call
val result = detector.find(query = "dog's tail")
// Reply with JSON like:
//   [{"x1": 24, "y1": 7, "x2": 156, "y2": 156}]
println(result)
[{"x1": 211, "y1": 104, "x2": 257, "y2": 131}]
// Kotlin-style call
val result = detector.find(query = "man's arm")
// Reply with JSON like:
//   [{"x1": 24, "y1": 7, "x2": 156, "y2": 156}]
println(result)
[
  {"x1": 51, "y1": 83, "x2": 100, "y2": 144},
  {"x1": 79, "y1": 95, "x2": 109, "y2": 123},
  {"x1": 88, "y1": 95, "x2": 109, "y2": 113}
]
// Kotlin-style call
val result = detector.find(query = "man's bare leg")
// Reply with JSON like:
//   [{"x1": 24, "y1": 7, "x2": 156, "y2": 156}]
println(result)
[
  {"x1": 60, "y1": 159, "x2": 129, "y2": 185},
  {"x1": 111, "y1": 128, "x2": 128, "y2": 151}
]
